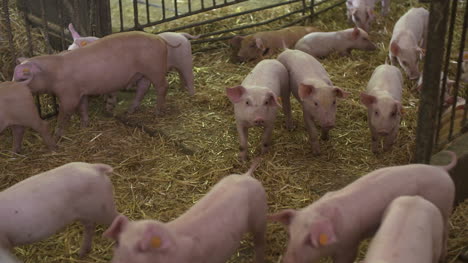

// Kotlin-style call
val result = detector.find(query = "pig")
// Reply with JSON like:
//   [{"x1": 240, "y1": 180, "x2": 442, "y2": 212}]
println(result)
[
  {"x1": 230, "y1": 26, "x2": 319, "y2": 62},
  {"x1": 360, "y1": 64, "x2": 403, "y2": 153},
  {"x1": 67, "y1": 23, "x2": 99, "y2": 50},
  {"x1": 346, "y1": 0, "x2": 390, "y2": 32},
  {"x1": 13, "y1": 31, "x2": 169, "y2": 137},
  {"x1": 226, "y1": 59, "x2": 288, "y2": 161},
  {"x1": 103, "y1": 159, "x2": 267, "y2": 263},
  {"x1": 277, "y1": 49, "x2": 349, "y2": 155},
  {"x1": 0, "y1": 162, "x2": 119, "y2": 257},
  {"x1": 294, "y1": 27, "x2": 377, "y2": 58},
  {"x1": 0, "y1": 80, "x2": 56, "y2": 153},
  {"x1": 269, "y1": 151, "x2": 456, "y2": 263},
  {"x1": 362, "y1": 196, "x2": 444, "y2": 263},
  {"x1": 389, "y1": 7, "x2": 429, "y2": 80}
]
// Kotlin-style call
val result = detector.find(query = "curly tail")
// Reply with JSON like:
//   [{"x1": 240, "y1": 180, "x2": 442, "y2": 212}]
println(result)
[
  {"x1": 93, "y1": 163, "x2": 114, "y2": 174},
  {"x1": 436, "y1": 151, "x2": 457, "y2": 171},
  {"x1": 179, "y1": 32, "x2": 201, "y2": 40},
  {"x1": 244, "y1": 157, "x2": 262, "y2": 177}
]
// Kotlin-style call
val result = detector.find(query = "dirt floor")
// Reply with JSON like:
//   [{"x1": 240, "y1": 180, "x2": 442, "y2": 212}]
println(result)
[{"x1": 0, "y1": 0, "x2": 467, "y2": 263}]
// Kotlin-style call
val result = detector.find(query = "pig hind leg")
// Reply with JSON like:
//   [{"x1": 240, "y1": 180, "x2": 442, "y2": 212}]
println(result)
[
  {"x1": 55, "y1": 96, "x2": 80, "y2": 138},
  {"x1": 260, "y1": 123, "x2": 274, "y2": 155},
  {"x1": 78, "y1": 96, "x2": 89, "y2": 128},
  {"x1": 31, "y1": 120, "x2": 56, "y2": 151},
  {"x1": 127, "y1": 78, "x2": 151, "y2": 114},
  {"x1": 175, "y1": 64, "x2": 195, "y2": 96},
  {"x1": 249, "y1": 207, "x2": 267, "y2": 263},
  {"x1": 11, "y1": 125, "x2": 25, "y2": 153},
  {"x1": 78, "y1": 221, "x2": 95, "y2": 258}
]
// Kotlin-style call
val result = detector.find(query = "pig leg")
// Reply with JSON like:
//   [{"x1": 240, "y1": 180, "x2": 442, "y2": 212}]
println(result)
[
  {"x1": 252, "y1": 222, "x2": 266, "y2": 263},
  {"x1": 55, "y1": 96, "x2": 79, "y2": 138},
  {"x1": 369, "y1": 122, "x2": 379, "y2": 153},
  {"x1": 105, "y1": 93, "x2": 118, "y2": 113},
  {"x1": 321, "y1": 128, "x2": 330, "y2": 141},
  {"x1": 303, "y1": 111, "x2": 320, "y2": 155},
  {"x1": 78, "y1": 221, "x2": 95, "y2": 258},
  {"x1": 128, "y1": 78, "x2": 151, "y2": 114},
  {"x1": 176, "y1": 64, "x2": 195, "y2": 96},
  {"x1": 31, "y1": 119, "x2": 56, "y2": 151},
  {"x1": 382, "y1": 128, "x2": 397, "y2": 151},
  {"x1": 237, "y1": 123, "x2": 249, "y2": 161},
  {"x1": 281, "y1": 89, "x2": 294, "y2": 130},
  {"x1": 11, "y1": 125, "x2": 25, "y2": 153},
  {"x1": 78, "y1": 96, "x2": 89, "y2": 128},
  {"x1": 145, "y1": 72, "x2": 170, "y2": 115},
  {"x1": 260, "y1": 123, "x2": 274, "y2": 155}
]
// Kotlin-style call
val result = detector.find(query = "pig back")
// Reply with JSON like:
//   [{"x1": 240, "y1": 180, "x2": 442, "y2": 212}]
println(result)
[
  {"x1": 367, "y1": 64, "x2": 403, "y2": 101},
  {"x1": 59, "y1": 31, "x2": 167, "y2": 95},
  {"x1": 393, "y1": 8, "x2": 428, "y2": 41},
  {"x1": 0, "y1": 82, "x2": 38, "y2": 126},
  {"x1": 241, "y1": 59, "x2": 288, "y2": 96}
]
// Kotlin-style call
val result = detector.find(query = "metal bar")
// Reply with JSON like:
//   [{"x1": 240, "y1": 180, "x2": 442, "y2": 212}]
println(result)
[
  {"x1": 119, "y1": 0, "x2": 124, "y2": 31},
  {"x1": 73, "y1": 0, "x2": 81, "y2": 34},
  {"x1": 174, "y1": 0, "x2": 178, "y2": 17},
  {"x1": 188, "y1": 0, "x2": 192, "y2": 13},
  {"x1": 20, "y1": 0, "x2": 34, "y2": 57},
  {"x1": 162, "y1": 0, "x2": 166, "y2": 19},
  {"x1": 301, "y1": 0, "x2": 306, "y2": 15},
  {"x1": 57, "y1": 0, "x2": 65, "y2": 50},
  {"x1": 39, "y1": 0, "x2": 52, "y2": 53},
  {"x1": 414, "y1": 0, "x2": 450, "y2": 164},
  {"x1": 152, "y1": 0, "x2": 294, "y2": 34},
  {"x1": 2, "y1": 0, "x2": 17, "y2": 69},
  {"x1": 310, "y1": 0, "x2": 315, "y2": 21},
  {"x1": 146, "y1": 0, "x2": 150, "y2": 23},
  {"x1": 201, "y1": 0, "x2": 205, "y2": 10},
  {"x1": 449, "y1": 0, "x2": 468, "y2": 140},
  {"x1": 133, "y1": 0, "x2": 139, "y2": 29},
  {"x1": 89, "y1": 0, "x2": 96, "y2": 35},
  {"x1": 434, "y1": 0, "x2": 456, "y2": 146},
  {"x1": 213, "y1": 0, "x2": 216, "y2": 7}
]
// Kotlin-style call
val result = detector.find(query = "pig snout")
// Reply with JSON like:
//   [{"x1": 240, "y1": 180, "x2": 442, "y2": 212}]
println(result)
[
  {"x1": 409, "y1": 71, "x2": 421, "y2": 80},
  {"x1": 377, "y1": 130, "x2": 389, "y2": 136},
  {"x1": 322, "y1": 122, "x2": 335, "y2": 131},
  {"x1": 254, "y1": 117, "x2": 265, "y2": 126}
]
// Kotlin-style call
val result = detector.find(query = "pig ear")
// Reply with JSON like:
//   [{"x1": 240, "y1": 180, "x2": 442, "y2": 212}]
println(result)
[
  {"x1": 137, "y1": 224, "x2": 172, "y2": 252},
  {"x1": 13, "y1": 62, "x2": 41, "y2": 81},
  {"x1": 230, "y1": 36, "x2": 244, "y2": 48},
  {"x1": 394, "y1": 101, "x2": 404, "y2": 116},
  {"x1": 226, "y1": 85, "x2": 246, "y2": 103},
  {"x1": 307, "y1": 219, "x2": 337, "y2": 248},
  {"x1": 360, "y1": 92, "x2": 377, "y2": 107},
  {"x1": 333, "y1": 87, "x2": 349, "y2": 99},
  {"x1": 255, "y1": 38, "x2": 264, "y2": 50},
  {"x1": 16, "y1": 57, "x2": 28, "y2": 65},
  {"x1": 102, "y1": 214, "x2": 129, "y2": 240},
  {"x1": 298, "y1": 83, "x2": 315, "y2": 100},
  {"x1": 266, "y1": 91, "x2": 282, "y2": 108},
  {"x1": 68, "y1": 23, "x2": 81, "y2": 40},
  {"x1": 351, "y1": 27, "x2": 360, "y2": 40},
  {"x1": 390, "y1": 42, "x2": 400, "y2": 56},
  {"x1": 268, "y1": 209, "x2": 297, "y2": 226}
]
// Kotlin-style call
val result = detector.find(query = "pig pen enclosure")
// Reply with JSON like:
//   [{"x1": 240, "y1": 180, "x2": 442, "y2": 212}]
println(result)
[{"x1": 1, "y1": 0, "x2": 468, "y2": 262}]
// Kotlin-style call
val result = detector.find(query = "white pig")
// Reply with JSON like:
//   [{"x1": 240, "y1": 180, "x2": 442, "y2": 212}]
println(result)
[
  {"x1": 277, "y1": 49, "x2": 349, "y2": 155},
  {"x1": 363, "y1": 196, "x2": 444, "y2": 263},
  {"x1": 346, "y1": 0, "x2": 390, "y2": 32},
  {"x1": 269, "y1": 151, "x2": 456, "y2": 263},
  {"x1": 0, "y1": 162, "x2": 119, "y2": 257},
  {"x1": 295, "y1": 27, "x2": 377, "y2": 58},
  {"x1": 389, "y1": 7, "x2": 429, "y2": 80},
  {"x1": 360, "y1": 64, "x2": 403, "y2": 153},
  {"x1": 103, "y1": 160, "x2": 267, "y2": 263},
  {"x1": 67, "y1": 23, "x2": 99, "y2": 50},
  {"x1": 226, "y1": 59, "x2": 287, "y2": 161}
]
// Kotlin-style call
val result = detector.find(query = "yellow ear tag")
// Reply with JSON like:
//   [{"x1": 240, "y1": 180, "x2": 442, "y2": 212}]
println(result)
[
  {"x1": 22, "y1": 68, "x2": 30, "y2": 73},
  {"x1": 81, "y1": 41, "x2": 88, "y2": 46},
  {"x1": 151, "y1": 236, "x2": 162, "y2": 248},
  {"x1": 319, "y1": 234, "x2": 328, "y2": 246},
  {"x1": 464, "y1": 52, "x2": 468, "y2": 60}
]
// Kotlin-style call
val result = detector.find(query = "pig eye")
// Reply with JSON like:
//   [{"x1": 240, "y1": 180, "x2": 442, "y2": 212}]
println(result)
[
  {"x1": 391, "y1": 111, "x2": 397, "y2": 117},
  {"x1": 333, "y1": 100, "x2": 336, "y2": 105},
  {"x1": 402, "y1": 61, "x2": 408, "y2": 67},
  {"x1": 264, "y1": 100, "x2": 269, "y2": 105},
  {"x1": 245, "y1": 100, "x2": 250, "y2": 106},
  {"x1": 314, "y1": 102, "x2": 318, "y2": 106},
  {"x1": 374, "y1": 110, "x2": 379, "y2": 116}
]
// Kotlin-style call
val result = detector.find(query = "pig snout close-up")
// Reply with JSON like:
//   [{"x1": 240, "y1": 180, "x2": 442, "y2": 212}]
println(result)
[
  {"x1": 294, "y1": 27, "x2": 377, "y2": 58},
  {"x1": 360, "y1": 64, "x2": 403, "y2": 153},
  {"x1": 363, "y1": 196, "x2": 445, "y2": 263},
  {"x1": 389, "y1": 7, "x2": 429, "y2": 80},
  {"x1": 0, "y1": 162, "x2": 120, "y2": 258},
  {"x1": 0, "y1": 80, "x2": 56, "y2": 153},
  {"x1": 268, "y1": 151, "x2": 456, "y2": 263},
  {"x1": 103, "y1": 159, "x2": 267, "y2": 263},
  {"x1": 226, "y1": 59, "x2": 288, "y2": 161},
  {"x1": 277, "y1": 49, "x2": 349, "y2": 155}
]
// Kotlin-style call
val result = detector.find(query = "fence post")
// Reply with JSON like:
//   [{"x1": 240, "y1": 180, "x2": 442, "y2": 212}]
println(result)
[{"x1": 414, "y1": 0, "x2": 450, "y2": 163}]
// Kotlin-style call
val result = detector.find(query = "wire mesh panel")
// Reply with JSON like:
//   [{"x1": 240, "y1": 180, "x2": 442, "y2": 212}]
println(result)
[{"x1": 415, "y1": 0, "x2": 467, "y2": 163}]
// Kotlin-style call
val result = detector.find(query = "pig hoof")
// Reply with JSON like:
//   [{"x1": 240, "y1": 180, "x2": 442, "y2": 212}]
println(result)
[
  {"x1": 321, "y1": 134, "x2": 330, "y2": 141},
  {"x1": 238, "y1": 152, "x2": 248, "y2": 162},
  {"x1": 312, "y1": 148, "x2": 321, "y2": 156},
  {"x1": 285, "y1": 123, "x2": 296, "y2": 131}
]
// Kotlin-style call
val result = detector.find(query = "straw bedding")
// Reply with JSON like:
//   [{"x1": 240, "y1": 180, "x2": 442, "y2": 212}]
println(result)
[{"x1": 0, "y1": 0, "x2": 467, "y2": 262}]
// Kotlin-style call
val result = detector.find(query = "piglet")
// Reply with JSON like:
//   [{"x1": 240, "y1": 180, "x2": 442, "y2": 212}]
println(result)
[
  {"x1": 346, "y1": 0, "x2": 390, "y2": 32},
  {"x1": 230, "y1": 26, "x2": 319, "y2": 62},
  {"x1": 0, "y1": 80, "x2": 55, "y2": 153},
  {"x1": 360, "y1": 64, "x2": 403, "y2": 153},
  {"x1": 295, "y1": 27, "x2": 376, "y2": 58},
  {"x1": 389, "y1": 7, "x2": 429, "y2": 80},
  {"x1": 363, "y1": 196, "x2": 444, "y2": 263},
  {"x1": 269, "y1": 151, "x2": 456, "y2": 263},
  {"x1": 103, "y1": 159, "x2": 267, "y2": 263},
  {"x1": 226, "y1": 59, "x2": 288, "y2": 161},
  {"x1": 277, "y1": 49, "x2": 349, "y2": 155},
  {"x1": 0, "y1": 162, "x2": 119, "y2": 257}
]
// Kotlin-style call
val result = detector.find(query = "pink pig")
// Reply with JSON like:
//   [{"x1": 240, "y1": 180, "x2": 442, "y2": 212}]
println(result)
[
  {"x1": 0, "y1": 162, "x2": 120, "y2": 257},
  {"x1": 226, "y1": 59, "x2": 288, "y2": 161},
  {"x1": 363, "y1": 196, "x2": 444, "y2": 263},
  {"x1": 346, "y1": 0, "x2": 390, "y2": 32},
  {"x1": 67, "y1": 23, "x2": 99, "y2": 50},
  {"x1": 13, "y1": 31, "x2": 169, "y2": 137},
  {"x1": 269, "y1": 151, "x2": 456, "y2": 263},
  {"x1": 103, "y1": 159, "x2": 267, "y2": 263},
  {"x1": 0, "y1": 80, "x2": 55, "y2": 153},
  {"x1": 360, "y1": 64, "x2": 403, "y2": 153},
  {"x1": 277, "y1": 49, "x2": 349, "y2": 155},
  {"x1": 389, "y1": 7, "x2": 429, "y2": 80},
  {"x1": 295, "y1": 27, "x2": 377, "y2": 58}
]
